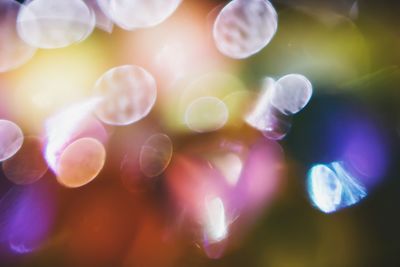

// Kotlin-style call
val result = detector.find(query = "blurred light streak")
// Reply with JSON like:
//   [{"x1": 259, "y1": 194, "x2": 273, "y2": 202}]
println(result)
[
  {"x1": 203, "y1": 196, "x2": 228, "y2": 243},
  {"x1": 44, "y1": 99, "x2": 107, "y2": 173},
  {"x1": 245, "y1": 78, "x2": 289, "y2": 140},
  {"x1": 349, "y1": 1, "x2": 359, "y2": 20},
  {"x1": 307, "y1": 162, "x2": 367, "y2": 213},
  {"x1": 246, "y1": 74, "x2": 312, "y2": 140}
]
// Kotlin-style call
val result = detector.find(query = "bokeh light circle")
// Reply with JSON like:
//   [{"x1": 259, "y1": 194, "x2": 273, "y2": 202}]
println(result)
[
  {"x1": 93, "y1": 65, "x2": 157, "y2": 126},
  {"x1": 2, "y1": 136, "x2": 48, "y2": 185},
  {"x1": 17, "y1": 0, "x2": 95, "y2": 49},
  {"x1": 109, "y1": 0, "x2": 182, "y2": 30},
  {"x1": 139, "y1": 133, "x2": 173, "y2": 178},
  {"x1": 185, "y1": 96, "x2": 229, "y2": 133},
  {"x1": 213, "y1": 0, "x2": 278, "y2": 59},
  {"x1": 272, "y1": 74, "x2": 313, "y2": 115},
  {"x1": 56, "y1": 137, "x2": 106, "y2": 188},
  {"x1": 0, "y1": 120, "x2": 24, "y2": 162},
  {"x1": 0, "y1": 0, "x2": 36, "y2": 72}
]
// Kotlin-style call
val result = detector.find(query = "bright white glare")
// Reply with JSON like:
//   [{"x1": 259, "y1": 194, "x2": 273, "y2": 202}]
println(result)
[
  {"x1": 246, "y1": 75, "x2": 311, "y2": 140},
  {"x1": 211, "y1": 153, "x2": 243, "y2": 186},
  {"x1": 272, "y1": 74, "x2": 313, "y2": 115},
  {"x1": 204, "y1": 197, "x2": 228, "y2": 243},
  {"x1": 93, "y1": 65, "x2": 157, "y2": 126},
  {"x1": 0, "y1": 0, "x2": 36, "y2": 72},
  {"x1": 44, "y1": 98, "x2": 100, "y2": 172},
  {"x1": 213, "y1": 0, "x2": 278, "y2": 59},
  {"x1": 245, "y1": 77, "x2": 276, "y2": 131},
  {"x1": 139, "y1": 133, "x2": 173, "y2": 178},
  {"x1": 0, "y1": 120, "x2": 24, "y2": 162},
  {"x1": 307, "y1": 162, "x2": 367, "y2": 213},
  {"x1": 17, "y1": 0, "x2": 95, "y2": 49},
  {"x1": 245, "y1": 77, "x2": 291, "y2": 140},
  {"x1": 185, "y1": 96, "x2": 228, "y2": 133},
  {"x1": 109, "y1": 0, "x2": 182, "y2": 30}
]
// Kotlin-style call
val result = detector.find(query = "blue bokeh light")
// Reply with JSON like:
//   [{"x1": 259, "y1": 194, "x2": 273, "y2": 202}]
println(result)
[{"x1": 307, "y1": 161, "x2": 367, "y2": 213}]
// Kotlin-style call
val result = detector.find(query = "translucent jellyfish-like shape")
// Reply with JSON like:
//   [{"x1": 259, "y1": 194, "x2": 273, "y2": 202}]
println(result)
[
  {"x1": 272, "y1": 74, "x2": 313, "y2": 115},
  {"x1": 17, "y1": 0, "x2": 95, "y2": 49},
  {"x1": 56, "y1": 137, "x2": 106, "y2": 188},
  {"x1": 0, "y1": 0, "x2": 36, "y2": 72},
  {"x1": 307, "y1": 162, "x2": 367, "y2": 213},
  {"x1": 0, "y1": 120, "x2": 24, "y2": 162},
  {"x1": 109, "y1": 0, "x2": 182, "y2": 30},
  {"x1": 213, "y1": 0, "x2": 278, "y2": 59},
  {"x1": 139, "y1": 133, "x2": 173, "y2": 178},
  {"x1": 185, "y1": 96, "x2": 229, "y2": 133},
  {"x1": 2, "y1": 137, "x2": 48, "y2": 185},
  {"x1": 93, "y1": 65, "x2": 157, "y2": 126},
  {"x1": 245, "y1": 78, "x2": 291, "y2": 140}
]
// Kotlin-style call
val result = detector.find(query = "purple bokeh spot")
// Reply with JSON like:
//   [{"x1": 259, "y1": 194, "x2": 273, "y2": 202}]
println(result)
[
  {"x1": 342, "y1": 118, "x2": 389, "y2": 189},
  {"x1": 0, "y1": 181, "x2": 56, "y2": 255}
]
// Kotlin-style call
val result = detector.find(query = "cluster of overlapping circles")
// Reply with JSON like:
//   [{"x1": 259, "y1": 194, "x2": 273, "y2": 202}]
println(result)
[{"x1": 2, "y1": 0, "x2": 373, "y2": 258}]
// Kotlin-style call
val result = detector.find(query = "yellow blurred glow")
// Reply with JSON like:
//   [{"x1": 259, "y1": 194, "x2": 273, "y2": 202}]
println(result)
[
  {"x1": 8, "y1": 36, "x2": 109, "y2": 131},
  {"x1": 185, "y1": 96, "x2": 229, "y2": 133},
  {"x1": 162, "y1": 72, "x2": 246, "y2": 133}
]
